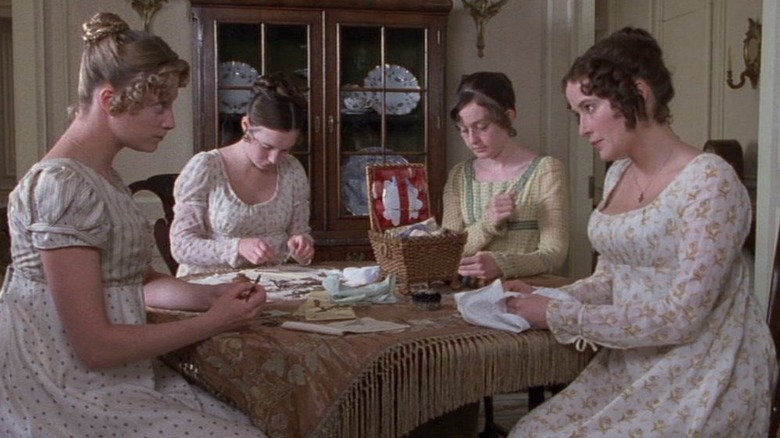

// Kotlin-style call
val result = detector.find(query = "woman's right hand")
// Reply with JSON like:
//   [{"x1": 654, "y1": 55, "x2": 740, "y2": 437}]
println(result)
[
  {"x1": 204, "y1": 282, "x2": 266, "y2": 333},
  {"x1": 488, "y1": 189, "x2": 516, "y2": 226},
  {"x1": 238, "y1": 237, "x2": 278, "y2": 265}
]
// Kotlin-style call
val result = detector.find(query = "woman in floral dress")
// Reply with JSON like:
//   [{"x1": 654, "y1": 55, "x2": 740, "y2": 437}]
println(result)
[
  {"x1": 171, "y1": 74, "x2": 313, "y2": 277},
  {"x1": 506, "y1": 27, "x2": 776, "y2": 437}
]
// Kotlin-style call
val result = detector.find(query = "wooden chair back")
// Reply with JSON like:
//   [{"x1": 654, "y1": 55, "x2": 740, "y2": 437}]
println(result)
[
  {"x1": 1, "y1": 206, "x2": 9, "y2": 276},
  {"x1": 129, "y1": 174, "x2": 179, "y2": 275}
]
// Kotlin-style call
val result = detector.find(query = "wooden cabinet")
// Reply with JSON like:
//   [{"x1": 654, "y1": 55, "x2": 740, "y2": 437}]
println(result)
[{"x1": 190, "y1": 0, "x2": 452, "y2": 261}]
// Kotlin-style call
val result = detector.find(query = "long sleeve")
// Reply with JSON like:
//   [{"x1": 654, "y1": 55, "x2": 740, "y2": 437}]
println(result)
[
  {"x1": 170, "y1": 152, "x2": 241, "y2": 273},
  {"x1": 442, "y1": 156, "x2": 570, "y2": 278},
  {"x1": 491, "y1": 157, "x2": 570, "y2": 277},
  {"x1": 546, "y1": 156, "x2": 752, "y2": 350}
]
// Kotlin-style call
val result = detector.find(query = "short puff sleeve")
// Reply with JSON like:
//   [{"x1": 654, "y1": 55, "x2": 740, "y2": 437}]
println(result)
[{"x1": 26, "y1": 165, "x2": 110, "y2": 250}]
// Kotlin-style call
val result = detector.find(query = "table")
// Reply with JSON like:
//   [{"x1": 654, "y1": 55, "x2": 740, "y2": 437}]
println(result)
[{"x1": 148, "y1": 273, "x2": 593, "y2": 438}]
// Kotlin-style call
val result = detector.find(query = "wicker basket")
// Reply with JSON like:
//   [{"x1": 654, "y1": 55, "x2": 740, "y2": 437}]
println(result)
[{"x1": 365, "y1": 163, "x2": 466, "y2": 295}]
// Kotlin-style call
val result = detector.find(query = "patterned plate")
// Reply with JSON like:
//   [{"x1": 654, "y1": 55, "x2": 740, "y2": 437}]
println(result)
[
  {"x1": 363, "y1": 64, "x2": 421, "y2": 115},
  {"x1": 341, "y1": 147, "x2": 408, "y2": 216},
  {"x1": 219, "y1": 61, "x2": 258, "y2": 87},
  {"x1": 218, "y1": 89, "x2": 253, "y2": 114}
]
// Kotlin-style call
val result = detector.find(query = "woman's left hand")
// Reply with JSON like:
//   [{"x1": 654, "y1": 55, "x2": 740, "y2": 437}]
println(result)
[
  {"x1": 287, "y1": 235, "x2": 314, "y2": 265},
  {"x1": 505, "y1": 293, "x2": 550, "y2": 329},
  {"x1": 458, "y1": 251, "x2": 501, "y2": 279}
]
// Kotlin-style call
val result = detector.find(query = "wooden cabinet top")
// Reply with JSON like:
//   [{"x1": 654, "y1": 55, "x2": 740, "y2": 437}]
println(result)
[{"x1": 189, "y1": 0, "x2": 453, "y2": 13}]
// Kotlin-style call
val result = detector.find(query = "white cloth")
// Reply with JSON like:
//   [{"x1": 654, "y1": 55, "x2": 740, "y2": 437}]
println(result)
[
  {"x1": 454, "y1": 279, "x2": 576, "y2": 333},
  {"x1": 342, "y1": 265, "x2": 381, "y2": 287}
]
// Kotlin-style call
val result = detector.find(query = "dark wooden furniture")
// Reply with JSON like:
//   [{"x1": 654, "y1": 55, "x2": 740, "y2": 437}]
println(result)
[
  {"x1": 189, "y1": 0, "x2": 452, "y2": 262},
  {"x1": 129, "y1": 174, "x2": 179, "y2": 275},
  {"x1": 0, "y1": 206, "x2": 9, "y2": 274},
  {"x1": 768, "y1": 222, "x2": 780, "y2": 438}
]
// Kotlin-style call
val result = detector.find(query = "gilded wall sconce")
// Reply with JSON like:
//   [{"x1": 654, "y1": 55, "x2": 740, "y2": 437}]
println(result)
[
  {"x1": 727, "y1": 18, "x2": 761, "y2": 90},
  {"x1": 127, "y1": 0, "x2": 168, "y2": 32},
  {"x1": 462, "y1": 0, "x2": 509, "y2": 58}
]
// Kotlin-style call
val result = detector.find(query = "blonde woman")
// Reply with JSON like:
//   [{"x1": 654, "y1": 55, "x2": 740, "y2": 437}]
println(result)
[{"x1": 0, "y1": 12, "x2": 266, "y2": 436}]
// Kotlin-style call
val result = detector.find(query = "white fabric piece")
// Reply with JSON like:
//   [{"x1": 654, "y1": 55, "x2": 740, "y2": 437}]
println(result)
[
  {"x1": 454, "y1": 279, "x2": 578, "y2": 333},
  {"x1": 342, "y1": 265, "x2": 381, "y2": 287}
]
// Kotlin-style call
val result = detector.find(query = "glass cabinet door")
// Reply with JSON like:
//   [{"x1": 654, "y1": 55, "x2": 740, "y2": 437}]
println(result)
[
  {"x1": 214, "y1": 22, "x2": 312, "y2": 174},
  {"x1": 336, "y1": 22, "x2": 428, "y2": 221},
  {"x1": 194, "y1": 9, "x2": 322, "y2": 160},
  {"x1": 193, "y1": 7, "x2": 324, "y2": 230}
]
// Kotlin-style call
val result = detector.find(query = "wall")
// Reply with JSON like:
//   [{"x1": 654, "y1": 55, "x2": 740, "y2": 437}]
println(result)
[{"x1": 9, "y1": 0, "x2": 773, "y2": 303}]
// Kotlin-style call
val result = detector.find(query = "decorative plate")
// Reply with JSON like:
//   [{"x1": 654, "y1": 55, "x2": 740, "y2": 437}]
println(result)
[
  {"x1": 363, "y1": 64, "x2": 421, "y2": 115},
  {"x1": 219, "y1": 89, "x2": 253, "y2": 114},
  {"x1": 341, "y1": 147, "x2": 408, "y2": 216},
  {"x1": 219, "y1": 61, "x2": 258, "y2": 87}
]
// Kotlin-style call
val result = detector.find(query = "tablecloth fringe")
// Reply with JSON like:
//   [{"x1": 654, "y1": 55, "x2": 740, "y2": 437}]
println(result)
[{"x1": 312, "y1": 330, "x2": 592, "y2": 438}]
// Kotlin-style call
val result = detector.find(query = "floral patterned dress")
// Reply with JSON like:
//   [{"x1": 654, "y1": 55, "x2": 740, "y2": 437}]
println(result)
[
  {"x1": 0, "y1": 159, "x2": 263, "y2": 437},
  {"x1": 171, "y1": 150, "x2": 311, "y2": 277},
  {"x1": 510, "y1": 154, "x2": 776, "y2": 437}
]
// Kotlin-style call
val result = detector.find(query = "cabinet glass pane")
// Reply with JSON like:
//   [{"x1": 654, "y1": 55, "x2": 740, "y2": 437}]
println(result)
[
  {"x1": 215, "y1": 22, "x2": 311, "y2": 169},
  {"x1": 340, "y1": 26, "x2": 381, "y2": 86},
  {"x1": 337, "y1": 25, "x2": 427, "y2": 217}
]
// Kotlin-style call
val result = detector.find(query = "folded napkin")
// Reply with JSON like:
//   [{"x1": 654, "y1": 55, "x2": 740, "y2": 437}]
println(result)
[
  {"x1": 323, "y1": 272, "x2": 397, "y2": 304},
  {"x1": 454, "y1": 279, "x2": 577, "y2": 333}
]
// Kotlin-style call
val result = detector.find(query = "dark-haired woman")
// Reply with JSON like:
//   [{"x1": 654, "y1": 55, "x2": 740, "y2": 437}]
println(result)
[
  {"x1": 171, "y1": 74, "x2": 314, "y2": 277},
  {"x1": 0, "y1": 12, "x2": 266, "y2": 436},
  {"x1": 506, "y1": 27, "x2": 775, "y2": 437},
  {"x1": 443, "y1": 71, "x2": 570, "y2": 282}
]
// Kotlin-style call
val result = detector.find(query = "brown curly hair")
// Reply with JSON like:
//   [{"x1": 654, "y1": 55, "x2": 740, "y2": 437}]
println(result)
[
  {"x1": 562, "y1": 27, "x2": 674, "y2": 129},
  {"x1": 73, "y1": 12, "x2": 190, "y2": 117}
]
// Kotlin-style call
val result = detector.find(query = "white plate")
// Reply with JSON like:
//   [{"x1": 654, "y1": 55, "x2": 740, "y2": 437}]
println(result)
[
  {"x1": 219, "y1": 61, "x2": 258, "y2": 87},
  {"x1": 363, "y1": 64, "x2": 421, "y2": 115},
  {"x1": 341, "y1": 147, "x2": 408, "y2": 216},
  {"x1": 219, "y1": 89, "x2": 253, "y2": 114}
]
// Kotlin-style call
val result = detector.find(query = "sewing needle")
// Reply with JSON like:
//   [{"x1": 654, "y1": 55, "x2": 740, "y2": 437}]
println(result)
[{"x1": 246, "y1": 274, "x2": 261, "y2": 302}]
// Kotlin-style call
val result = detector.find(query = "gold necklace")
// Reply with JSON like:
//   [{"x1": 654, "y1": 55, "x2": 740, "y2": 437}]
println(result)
[{"x1": 630, "y1": 149, "x2": 674, "y2": 203}]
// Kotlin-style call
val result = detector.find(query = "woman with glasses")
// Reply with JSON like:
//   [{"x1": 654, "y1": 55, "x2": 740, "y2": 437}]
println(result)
[
  {"x1": 171, "y1": 73, "x2": 314, "y2": 277},
  {"x1": 443, "y1": 71, "x2": 570, "y2": 284}
]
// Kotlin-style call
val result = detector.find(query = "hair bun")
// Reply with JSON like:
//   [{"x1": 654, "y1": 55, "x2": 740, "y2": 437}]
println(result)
[
  {"x1": 251, "y1": 73, "x2": 306, "y2": 107},
  {"x1": 82, "y1": 12, "x2": 130, "y2": 44}
]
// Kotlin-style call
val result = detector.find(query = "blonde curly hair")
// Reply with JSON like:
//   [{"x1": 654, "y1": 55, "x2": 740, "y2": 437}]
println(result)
[{"x1": 72, "y1": 12, "x2": 190, "y2": 118}]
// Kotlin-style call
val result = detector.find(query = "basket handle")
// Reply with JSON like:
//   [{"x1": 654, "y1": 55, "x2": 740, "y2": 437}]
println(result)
[{"x1": 377, "y1": 241, "x2": 388, "y2": 258}]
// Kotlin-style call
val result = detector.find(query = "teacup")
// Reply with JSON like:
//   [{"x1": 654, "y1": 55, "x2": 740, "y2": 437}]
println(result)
[{"x1": 343, "y1": 92, "x2": 371, "y2": 112}]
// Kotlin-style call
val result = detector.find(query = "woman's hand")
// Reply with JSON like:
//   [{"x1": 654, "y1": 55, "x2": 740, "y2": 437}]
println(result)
[
  {"x1": 458, "y1": 251, "x2": 501, "y2": 279},
  {"x1": 505, "y1": 293, "x2": 550, "y2": 329},
  {"x1": 503, "y1": 279, "x2": 536, "y2": 293},
  {"x1": 487, "y1": 189, "x2": 516, "y2": 226},
  {"x1": 204, "y1": 282, "x2": 267, "y2": 333},
  {"x1": 238, "y1": 237, "x2": 278, "y2": 265},
  {"x1": 287, "y1": 235, "x2": 314, "y2": 266}
]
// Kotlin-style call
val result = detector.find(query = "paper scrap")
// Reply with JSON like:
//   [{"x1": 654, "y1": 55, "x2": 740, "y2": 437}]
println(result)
[{"x1": 281, "y1": 317, "x2": 410, "y2": 336}]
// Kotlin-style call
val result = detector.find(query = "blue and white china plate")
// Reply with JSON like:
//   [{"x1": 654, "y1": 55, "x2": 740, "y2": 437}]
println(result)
[
  {"x1": 218, "y1": 89, "x2": 253, "y2": 114},
  {"x1": 219, "y1": 61, "x2": 258, "y2": 88},
  {"x1": 363, "y1": 64, "x2": 421, "y2": 115},
  {"x1": 341, "y1": 147, "x2": 408, "y2": 215}
]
